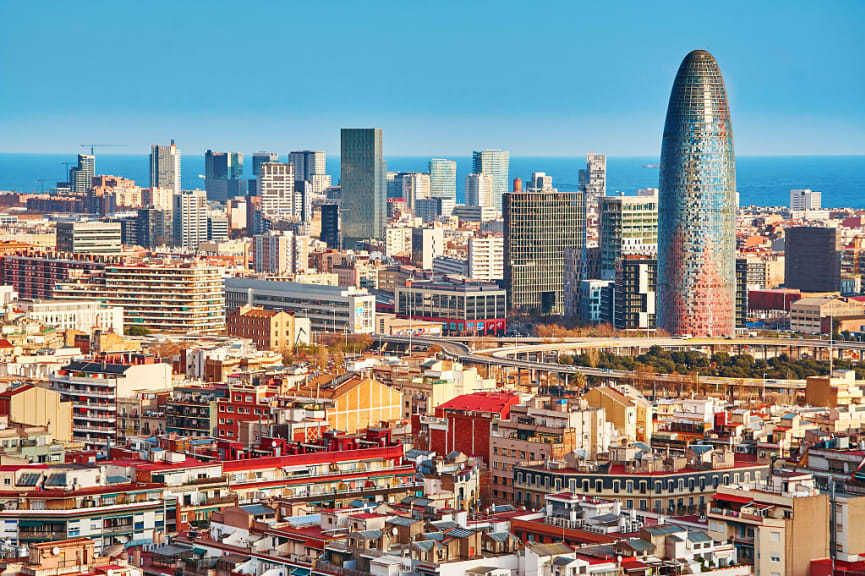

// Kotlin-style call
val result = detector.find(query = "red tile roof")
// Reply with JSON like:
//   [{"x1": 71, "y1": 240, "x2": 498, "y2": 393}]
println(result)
[{"x1": 437, "y1": 391, "x2": 520, "y2": 415}]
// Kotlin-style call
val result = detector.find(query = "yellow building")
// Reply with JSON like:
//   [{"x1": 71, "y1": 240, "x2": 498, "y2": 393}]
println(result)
[
  {"x1": 0, "y1": 385, "x2": 73, "y2": 443},
  {"x1": 293, "y1": 374, "x2": 402, "y2": 433},
  {"x1": 805, "y1": 369, "x2": 864, "y2": 408},
  {"x1": 584, "y1": 384, "x2": 652, "y2": 443}
]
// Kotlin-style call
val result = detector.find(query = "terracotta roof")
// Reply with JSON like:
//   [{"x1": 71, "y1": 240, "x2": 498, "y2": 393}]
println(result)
[{"x1": 437, "y1": 392, "x2": 520, "y2": 415}]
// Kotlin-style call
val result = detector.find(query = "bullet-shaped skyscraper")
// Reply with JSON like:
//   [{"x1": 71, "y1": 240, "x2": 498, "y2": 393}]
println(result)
[{"x1": 657, "y1": 50, "x2": 737, "y2": 337}]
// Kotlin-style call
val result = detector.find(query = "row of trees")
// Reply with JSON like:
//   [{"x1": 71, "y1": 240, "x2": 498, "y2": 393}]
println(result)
[{"x1": 560, "y1": 345, "x2": 865, "y2": 380}]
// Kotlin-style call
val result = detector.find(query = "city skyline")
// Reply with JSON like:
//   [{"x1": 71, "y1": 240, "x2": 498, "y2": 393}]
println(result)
[{"x1": 1, "y1": 1, "x2": 862, "y2": 156}]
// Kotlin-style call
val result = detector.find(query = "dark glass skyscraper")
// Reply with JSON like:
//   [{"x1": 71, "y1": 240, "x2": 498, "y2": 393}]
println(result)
[
  {"x1": 657, "y1": 50, "x2": 737, "y2": 337},
  {"x1": 341, "y1": 128, "x2": 386, "y2": 247}
]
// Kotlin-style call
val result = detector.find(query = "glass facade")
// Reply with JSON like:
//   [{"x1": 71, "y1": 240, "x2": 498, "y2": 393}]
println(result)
[
  {"x1": 429, "y1": 158, "x2": 457, "y2": 201},
  {"x1": 472, "y1": 149, "x2": 509, "y2": 211},
  {"x1": 341, "y1": 129, "x2": 386, "y2": 247},
  {"x1": 657, "y1": 50, "x2": 736, "y2": 337},
  {"x1": 504, "y1": 190, "x2": 585, "y2": 315}
]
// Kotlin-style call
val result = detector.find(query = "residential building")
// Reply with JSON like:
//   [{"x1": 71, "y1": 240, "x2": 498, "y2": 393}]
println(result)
[
  {"x1": 165, "y1": 385, "x2": 225, "y2": 437},
  {"x1": 785, "y1": 226, "x2": 841, "y2": 292},
  {"x1": 56, "y1": 221, "x2": 122, "y2": 254},
  {"x1": 391, "y1": 172, "x2": 430, "y2": 212},
  {"x1": 599, "y1": 192, "x2": 658, "y2": 280},
  {"x1": 415, "y1": 196, "x2": 455, "y2": 222},
  {"x1": 54, "y1": 261, "x2": 225, "y2": 333},
  {"x1": 0, "y1": 384, "x2": 73, "y2": 443},
  {"x1": 289, "y1": 374, "x2": 402, "y2": 434},
  {"x1": 150, "y1": 140, "x2": 181, "y2": 193},
  {"x1": 385, "y1": 226, "x2": 412, "y2": 257},
  {"x1": 69, "y1": 154, "x2": 95, "y2": 194},
  {"x1": 48, "y1": 359, "x2": 172, "y2": 452},
  {"x1": 613, "y1": 255, "x2": 657, "y2": 330},
  {"x1": 790, "y1": 188, "x2": 821, "y2": 211},
  {"x1": 252, "y1": 230, "x2": 311, "y2": 274},
  {"x1": 173, "y1": 189, "x2": 208, "y2": 251},
  {"x1": 19, "y1": 299, "x2": 124, "y2": 334},
  {"x1": 226, "y1": 305, "x2": 310, "y2": 352},
  {"x1": 578, "y1": 152, "x2": 606, "y2": 210},
  {"x1": 805, "y1": 369, "x2": 864, "y2": 408},
  {"x1": 341, "y1": 128, "x2": 386, "y2": 247},
  {"x1": 259, "y1": 162, "x2": 298, "y2": 218},
  {"x1": 490, "y1": 396, "x2": 612, "y2": 502},
  {"x1": 429, "y1": 158, "x2": 456, "y2": 202},
  {"x1": 579, "y1": 279, "x2": 613, "y2": 324},
  {"x1": 468, "y1": 235, "x2": 504, "y2": 281},
  {"x1": 137, "y1": 206, "x2": 170, "y2": 248},
  {"x1": 657, "y1": 51, "x2": 737, "y2": 337},
  {"x1": 472, "y1": 149, "x2": 509, "y2": 211},
  {"x1": 395, "y1": 277, "x2": 507, "y2": 335},
  {"x1": 411, "y1": 226, "x2": 444, "y2": 270},
  {"x1": 584, "y1": 385, "x2": 653, "y2": 443},
  {"x1": 465, "y1": 173, "x2": 494, "y2": 209},
  {"x1": 504, "y1": 189, "x2": 584, "y2": 314},
  {"x1": 708, "y1": 473, "x2": 830, "y2": 575},
  {"x1": 224, "y1": 277, "x2": 375, "y2": 333}
]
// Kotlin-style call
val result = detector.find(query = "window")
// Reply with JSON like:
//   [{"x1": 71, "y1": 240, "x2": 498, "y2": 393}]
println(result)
[
  {"x1": 770, "y1": 532, "x2": 780, "y2": 543},
  {"x1": 770, "y1": 554, "x2": 780, "y2": 563}
]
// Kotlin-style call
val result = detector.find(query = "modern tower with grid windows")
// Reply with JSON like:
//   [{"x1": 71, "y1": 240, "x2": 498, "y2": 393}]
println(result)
[{"x1": 657, "y1": 50, "x2": 737, "y2": 337}]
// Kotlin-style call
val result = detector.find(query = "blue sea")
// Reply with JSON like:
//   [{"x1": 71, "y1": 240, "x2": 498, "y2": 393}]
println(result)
[{"x1": 0, "y1": 154, "x2": 862, "y2": 208}]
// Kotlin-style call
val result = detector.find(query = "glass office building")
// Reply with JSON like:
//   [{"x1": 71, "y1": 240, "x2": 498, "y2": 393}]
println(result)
[
  {"x1": 341, "y1": 129, "x2": 386, "y2": 247},
  {"x1": 472, "y1": 149, "x2": 509, "y2": 211},
  {"x1": 429, "y1": 158, "x2": 457, "y2": 202},
  {"x1": 657, "y1": 50, "x2": 737, "y2": 337}
]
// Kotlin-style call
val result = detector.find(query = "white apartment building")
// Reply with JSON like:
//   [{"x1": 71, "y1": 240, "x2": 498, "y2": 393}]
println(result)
[
  {"x1": 468, "y1": 235, "x2": 504, "y2": 281},
  {"x1": 172, "y1": 189, "x2": 208, "y2": 251},
  {"x1": 465, "y1": 173, "x2": 494, "y2": 209},
  {"x1": 252, "y1": 230, "x2": 311, "y2": 275},
  {"x1": 790, "y1": 188, "x2": 822, "y2": 211},
  {"x1": 20, "y1": 299, "x2": 124, "y2": 334},
  {"x1": 385, "y1": 226, "x2": 412, "y2": 257},
  {"x1": 259, "y1": 162, "x2": 299, "y2": 218}
]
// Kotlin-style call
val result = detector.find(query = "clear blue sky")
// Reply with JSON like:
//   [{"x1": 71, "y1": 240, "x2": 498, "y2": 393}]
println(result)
[{"x1": 1, "y1": 0, "x2": 863, "y2": 156}]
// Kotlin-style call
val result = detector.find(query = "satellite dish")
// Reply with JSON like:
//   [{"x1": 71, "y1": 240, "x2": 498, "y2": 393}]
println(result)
[
  {"x1": 392, "y1": 527, "x2": 398, "y2": 536},
  {"x1": 272, "y1": 441, "x2": 277, "y2": 448},
  {"x1": 52, "y1": 547, "x2": 60, "y2": 556}
]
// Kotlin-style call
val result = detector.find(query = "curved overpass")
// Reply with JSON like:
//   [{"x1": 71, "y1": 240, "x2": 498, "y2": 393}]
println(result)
[{"x1": 376, "y1": 335, "x2": 833, "y2": 392}]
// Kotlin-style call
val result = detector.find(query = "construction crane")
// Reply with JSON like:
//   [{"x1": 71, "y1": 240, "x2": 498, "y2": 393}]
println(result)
[
  {"x1": 34, "y1": 179, "x2": 50, "y2": 193},
  {"x1": 80, "y1": 144, "x2": 127, "y2": 155},
  {"x1": 61, "y1": 161, "x2": 73, "y2": 182}
]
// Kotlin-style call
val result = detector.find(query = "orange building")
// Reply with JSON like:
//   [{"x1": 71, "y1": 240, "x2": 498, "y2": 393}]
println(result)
[
  {"x1": 292, "y1": 374, "x2": 402, "y2": 433},
  {"x1": 226, "y1": 305, "x2": 310, "y2": 352}
]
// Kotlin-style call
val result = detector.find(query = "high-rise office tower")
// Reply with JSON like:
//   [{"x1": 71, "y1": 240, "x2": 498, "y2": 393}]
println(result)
[
  {"x1": 288, "y1": 151, "x2": 326, "y2": 183},
  {"x1": 465, "y1": 173, "x2": 494, "y2": 209},
  {"x1": 392, "y1": 172, "x2": 430, "y2": 211},
  {"x1": 472, "y1": 150, "x2": 509, "y2": 211},
  {"x1": 599, "y1": 192, "x2": 658, "y2": 280},
  {"x1": 429, "y1": 159, "x2": 457, "y2": 202},
  {"x1": 527, "y1": 172, "x2": 553, "y2": 193},
  {"x1": 613, "y1": 256, "x2": 657, "y2": 330},
  {"x1": 578, "y1": 153, "x2": 606, "y2": 199},
  {"x1": 341, "y1": 128, "x2": 386, "y2": 247},
  {"x1": 252, "y1": 152, "x2": 279, "y2": 176},
  {"x1": 657, "y1": 50, "x2": 737, "y2": 337},
  {"x1": 204, "y1": 150, "x2": 245, "y2": 202},
  {"x1": 789, "y1": 188, "x2": 822, "y2": 211},
  {"x1": 784, "y1": 227, "x2": 841, "y2": 292},
  {"x1": 320, "y1": 203, "x2": 340, "y2": 249},
  {"x1": 150, "y1": 140, "x2": 182, "y2": 193},
  {"x1": 69, "y1": 154, "x2": 95, "y2": 194},
  {"x1": 249, "y1": 152, "x2": 279, "y2": 196},
  {"x1": 173, "y1": 189, "x2": 207, "y2": 252},
  {"x1": 504, "y1": 189, "x2": 585, "y2": 314},
  {"x1": 259, "y1": 162, "x2": 297, "y2": 218}
]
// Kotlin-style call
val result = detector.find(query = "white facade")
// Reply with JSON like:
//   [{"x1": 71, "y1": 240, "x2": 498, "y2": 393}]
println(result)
[
  {"x1": 21, "y1": 299, "x2": 124, "y2": 334},
  {"x1": 259, "y1": 162, "x2": 299, "y2": 218},
  {"x1": 150, "y1": 141, "x2": 181, "y2": 193},
  {"x1": 288, "y1": 150, "x2": 326, "y2": 182},
  {"x1": 224, "y1": 278, "x2": 376, "y2": 334},
  {"x1": 252, "y1": 231, "x2": 311, "y2": 275},
  {"x1": 465, "y1": 173, "x2": 494, "y2": 209},
  {"x1": 385, "y1": 226, "x2": 412, "y2": 257},
  {"x1": 172, "y1": 189, "x2": 208, "y2": 251},
  {"x1": 468, "y1": 235, "x2": 504, "y2": 281},
  {"x1": 412, "y1": 227, "x2": 444, "y2": 270},
  {"x1": 790, "y1": 188, "x2": 822, "y2": 211}
]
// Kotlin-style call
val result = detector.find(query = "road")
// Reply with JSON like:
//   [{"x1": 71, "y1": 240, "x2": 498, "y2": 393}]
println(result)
[{"x1": 376, "y1": 335, "x2": 811, "y2": 391}]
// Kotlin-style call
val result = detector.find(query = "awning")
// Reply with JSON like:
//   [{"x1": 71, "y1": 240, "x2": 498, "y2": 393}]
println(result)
[
  {"x1": 712, "y1": 493, "x2": 754, "y2": 504},
  {"x1": 290, "y1": 569, "x2": 310, "y2": 576}
]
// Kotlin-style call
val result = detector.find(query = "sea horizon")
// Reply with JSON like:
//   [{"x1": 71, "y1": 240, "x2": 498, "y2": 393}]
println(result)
[{"x1": 0, "y1": 153, "x2": 862, "y2": 208}]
